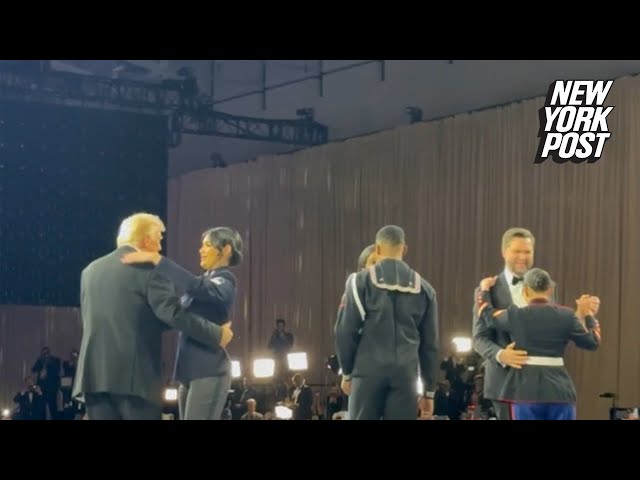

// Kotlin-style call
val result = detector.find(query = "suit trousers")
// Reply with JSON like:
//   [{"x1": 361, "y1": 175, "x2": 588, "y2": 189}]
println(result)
[
  {"x1": 491, "y1": 400, "x2": 512, "y2": 420},
  {"x1": 348, "y1": 369, "x2": 417, "y2": 420},
  {"x1": 178, "y1": 374, "x2": 232, "y2": 420},
  {"x1": 85, "y1": 392, "x2": 161, "y2": 420}
]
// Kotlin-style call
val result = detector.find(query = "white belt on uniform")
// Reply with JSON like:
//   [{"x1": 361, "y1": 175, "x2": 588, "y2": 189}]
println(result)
[{"x1": 525, "y1": 356, "x2": 564, "y2": 366}]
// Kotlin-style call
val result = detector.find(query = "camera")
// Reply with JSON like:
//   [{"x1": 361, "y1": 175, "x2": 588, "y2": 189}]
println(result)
[{"x1": 610, "y1": 407, "x2": 639, "y2": 420}]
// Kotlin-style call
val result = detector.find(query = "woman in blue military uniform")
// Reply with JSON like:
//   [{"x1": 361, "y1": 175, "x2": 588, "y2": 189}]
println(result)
[
  {"x1": 476, "y1": 268, "x2": 601, "y2": 420},
  {"x1": 122, "y1": 226, "x2": 243, "y2": 420}
]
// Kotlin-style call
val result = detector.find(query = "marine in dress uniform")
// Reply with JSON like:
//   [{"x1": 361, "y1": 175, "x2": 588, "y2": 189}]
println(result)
[{"x1": 476, "y1": 268, "x2": 601, "y2": 420}]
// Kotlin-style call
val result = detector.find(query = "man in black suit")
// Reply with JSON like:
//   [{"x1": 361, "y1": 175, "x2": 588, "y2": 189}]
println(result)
[
  {"x1": 13, "y1": 376, "x2": 47, "y2": 420},
  {"x1": 31, "y1": 347, "x2": 61, "y2": 419},
  {"x1": 291, "y1": 373, "x2": 313, "y2": 420},
  {"x1": 472, "y1": 227, "x2": 535, "y2": 420},
  {"x1": 72, "y1": 212, "x2": 233, "y2": 420},
  {"x1": 268, "y1": 318, "x2": 294, "y2": 381}
]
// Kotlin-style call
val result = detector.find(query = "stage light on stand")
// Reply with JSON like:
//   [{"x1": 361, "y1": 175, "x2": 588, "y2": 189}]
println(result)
[
  {"x1": 275, "y1": 404, "x2": 293, "y2": 419},
  {"x1": 253, "y1": 358, "x2": 275, "y2": 378},
  {"x1": 231, "y1": 360, "x2": 241, "y2": 379},
  {"x1": 452, "y1": 337, "x2": 472, "y2": 353},
  {"x1": 287, "y1": 352, "x2": 308, "y2": 371},
  {"x1": 164, "y1": 388, "x2": 178, "y2": 402}
]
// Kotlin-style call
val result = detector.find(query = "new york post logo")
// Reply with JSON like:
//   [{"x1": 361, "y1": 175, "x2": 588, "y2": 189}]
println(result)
[{"x1": 535, "y1": 80, "x2": 614, "y2": 164}]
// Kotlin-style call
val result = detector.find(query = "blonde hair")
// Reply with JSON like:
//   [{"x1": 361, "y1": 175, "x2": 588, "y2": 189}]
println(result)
[{"x1": 116, "y1": 212, "x2": 165, "y2": 248}]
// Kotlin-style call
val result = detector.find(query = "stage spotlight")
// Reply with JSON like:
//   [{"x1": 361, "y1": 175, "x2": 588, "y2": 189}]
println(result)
[
  {"x1": 287, "y1": 352, "x2": 308, "y2": 371},
  {"x1": 1, "y1": 408, "x2": 10, "y2": 419},
  {"x1": 275, "y1": 405, "x2": 293, "y2": 419},
  {"x1": 164, "y1": 388, "x2": 178, "y2": 402},
  {"x1": 231, "y1": 360, "x2": 241, "y2": 379},
  {"x1": 452, "y1": 336, "x2": 472, "y2": 353},
  {"x1": 253, "y1": 358, "x2": 275, "y2": 378}
]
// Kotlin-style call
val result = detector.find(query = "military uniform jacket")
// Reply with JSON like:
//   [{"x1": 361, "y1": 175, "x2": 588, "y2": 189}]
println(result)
[
  {"x1": 477, "y1": 294, "x2": 601, "y2": 403},
  {"x1": 334, "y1": 258, "x2": 439, "y2": 395}
]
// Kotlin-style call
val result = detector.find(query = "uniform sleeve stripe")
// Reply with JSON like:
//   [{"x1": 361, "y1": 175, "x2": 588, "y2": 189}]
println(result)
[{"x1": 350, "y1": 274, "x2": 366, "y2": 321}]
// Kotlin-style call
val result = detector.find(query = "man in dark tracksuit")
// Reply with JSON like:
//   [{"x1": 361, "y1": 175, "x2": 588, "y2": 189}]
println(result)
[
  {"x1": 476, "y1": 268, "x2": 601, "y2": 420},
  {"x1": 334, "y1": 225, "x2": 439, "y2": 420}
]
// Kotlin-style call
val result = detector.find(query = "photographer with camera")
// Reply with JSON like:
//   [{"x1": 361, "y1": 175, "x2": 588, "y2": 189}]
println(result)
[
  {"x1": 268, "y1": 319, "x2": 294, "y2": 381},
  {"x1": 13, "y1": 376, "x2": 47, "y2": 420},
  {"x1": 31, "y1": 346, "x2": 61, "y2": 419}
]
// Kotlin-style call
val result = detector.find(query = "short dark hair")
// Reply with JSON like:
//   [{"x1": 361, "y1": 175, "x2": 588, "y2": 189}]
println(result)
[
  {"x1": 357, "y1": 244, "x2": 375, "y2": 270},
  {"x1": 202, "y1": 227, "x2": 244, "y2": 266},
  {"x1": 524, "y1": 267, "x2": 554, "y2": 292},
  {"x1": 276, "y1": 318, "x2": 285, "y2": 325},
  {"x1": 375, "y1": 225, "x2": 405, "y2": 247}
]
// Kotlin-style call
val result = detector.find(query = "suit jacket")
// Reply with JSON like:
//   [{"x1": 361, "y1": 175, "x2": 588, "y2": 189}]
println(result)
[
  {"x1": 31, "y1": 356, "x2": 61, "y2": 391},
  {"x1": 72, "y1": 246, "x2": 222, "y2": 407},
  {"x1": 472, "y1": 271, "x2": 558, "y2": 400},
  {"x1": 268, "y1": 330, "x2": 294, "y2": 357},
  {"x1": 472, "y1": 272, "x2": 513, "y2": 399},
  {"x1": 293, "y1": 384, "x2": 313, "y2": 420},
  {"x1": 13, "y1": 389, "x2": 47, "y2": 420},
  {"x1": 154, "y1": 258, "x2": 237, "y2": 383}
]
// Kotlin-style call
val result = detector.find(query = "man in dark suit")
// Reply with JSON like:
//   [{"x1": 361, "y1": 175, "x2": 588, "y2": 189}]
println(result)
[
  {"x1": 472, "y1": 227, "x2": 535, "y2": 420},
  {"x1": 31, "y1": 347, "x2": 61, "y2": 419},
  {"x1": 291, "y1": 373, "x2": 313, "y2": 420},
  {"x1": 72, "y1": 212, "x2": 233, "y2": 420},
  {"x1": 13, "y1": 376, "x2": 47, "y2": 420},
  {"x1": 267, "y1": 318, "x2": 294, "y2": 381}
]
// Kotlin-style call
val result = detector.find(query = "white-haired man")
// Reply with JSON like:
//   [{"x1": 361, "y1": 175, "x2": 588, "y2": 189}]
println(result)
[{"x1": 73, "y1": 212, "x2": 233, "y2": 420}]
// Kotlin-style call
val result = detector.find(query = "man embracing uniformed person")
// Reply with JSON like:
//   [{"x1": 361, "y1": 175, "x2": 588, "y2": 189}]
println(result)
[{"x1": 334, "y1": 225, "x2": 439, "y2": 420}]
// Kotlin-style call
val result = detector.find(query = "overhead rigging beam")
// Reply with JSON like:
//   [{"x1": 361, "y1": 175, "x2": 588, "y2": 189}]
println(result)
[
  {"x1": 176, "y1": 107, "x2": 328, "y2": 145},
  {"x1": 0, "y1": 64, "x2": 328, "y2": 147}
]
